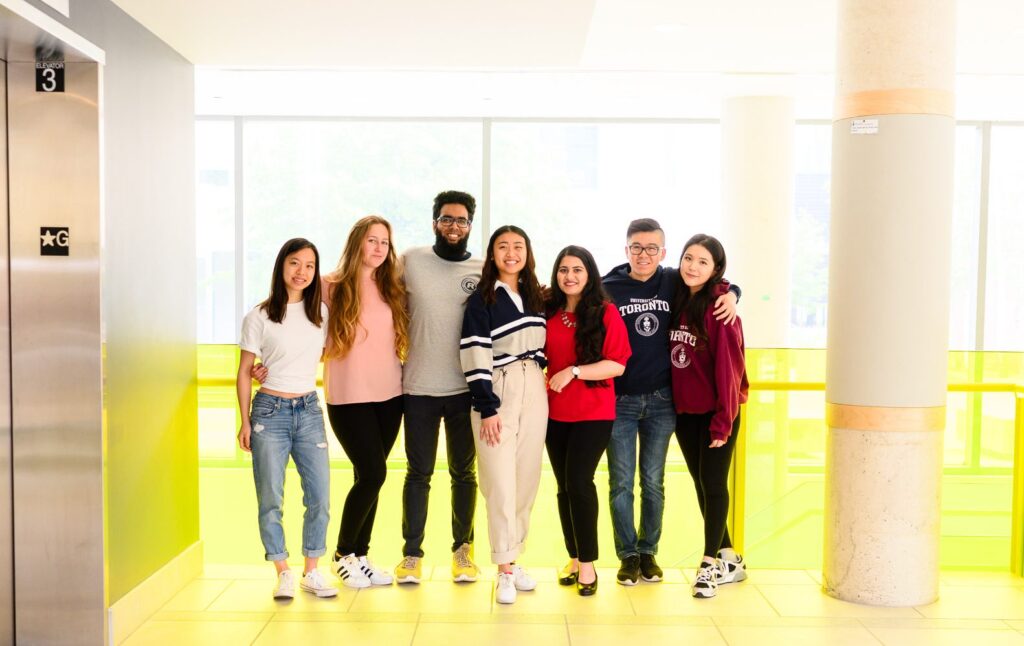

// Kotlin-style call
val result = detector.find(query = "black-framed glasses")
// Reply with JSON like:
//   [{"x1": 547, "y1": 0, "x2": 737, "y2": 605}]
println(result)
[
  {"x1": 628, "y1": 243, "x2": 662, "y2": 256},
  {"x1": 436, "y1": 215, "x2": 471, "y2": 229}
]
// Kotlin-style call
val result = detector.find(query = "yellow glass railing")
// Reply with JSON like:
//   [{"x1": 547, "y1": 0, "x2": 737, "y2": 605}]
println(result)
[
  {"x1": 729, "y1": 379, "x2": 1024, "y2": 575},
  {"x1": 198, "y1": 345, "x2": 1024, "y2": 571}
]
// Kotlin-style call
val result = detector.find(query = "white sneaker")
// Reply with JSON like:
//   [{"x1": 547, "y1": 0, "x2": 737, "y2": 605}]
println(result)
[
  {"x1": 495, "y1": 571, "x2": 517, "y2": 604},
  {"x1": 512, "y1": 565, "x2": 536, "y2": 591},
  {"x1": 692, "y1": 561, "x2": 721, "y2": 599},
  {"x1": 332, "y1": 552, "x2": 372, "y2": 589},
  {"x1": 273, "y1": 569, "x2": 295, "y2": 599},
  {"x1": 358, "y1": 555, "x2": 394, "y2": 586},
  {"x1": 300, "y1": 569, "x2": 339, "y2": 598},
  {"x1": 717, "y1": 551, "x2": 748, "y2": 584}
]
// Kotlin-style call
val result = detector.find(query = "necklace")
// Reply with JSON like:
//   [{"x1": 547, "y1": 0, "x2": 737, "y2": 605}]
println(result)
[{"x1": 560, "y1": 311, "x2": 576, "y2": 328}]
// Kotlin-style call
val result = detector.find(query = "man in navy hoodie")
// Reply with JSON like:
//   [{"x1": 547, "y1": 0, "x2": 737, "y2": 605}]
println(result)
[{"x1": 603, "y1": 218, "x2": 740, "y2": 586}]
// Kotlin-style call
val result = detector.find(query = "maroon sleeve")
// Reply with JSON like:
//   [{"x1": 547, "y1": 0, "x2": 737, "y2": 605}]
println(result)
[
  {"x1": 708, "y1": 311, "x2": 746, "y2": 442},
  {"x1": 601, "y1": 302, "x2": 632, "y2": 366}
]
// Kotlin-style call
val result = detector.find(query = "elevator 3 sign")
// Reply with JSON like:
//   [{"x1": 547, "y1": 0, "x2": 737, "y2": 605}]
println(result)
[
  {"x1": 41, "y1": 227, "x2": 69, "y2": 256},
  {"x1": 35, "y1": 61, "x2": 65, "y2": 93}
]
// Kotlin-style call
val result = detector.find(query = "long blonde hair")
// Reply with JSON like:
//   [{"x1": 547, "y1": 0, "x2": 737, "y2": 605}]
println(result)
[{"x1": 324, "y1": 215, "x2": 409, "y2": 361}]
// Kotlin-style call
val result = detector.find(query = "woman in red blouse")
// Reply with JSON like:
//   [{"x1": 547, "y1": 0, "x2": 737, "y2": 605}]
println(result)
[{"x1": 545, "y1": 245, "x2": 632, "y2": 596}]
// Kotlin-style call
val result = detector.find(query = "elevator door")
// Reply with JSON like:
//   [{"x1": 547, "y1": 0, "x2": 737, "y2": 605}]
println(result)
[
  {"x1": 0, "y1": 57, "x2": 12, "y2": 646},
  {"x1": 5, "y1": 57, "x2": 103, "y2": 644},
  {"x1": 0, "y1": 1, "x2": 104, "y2": 638}
]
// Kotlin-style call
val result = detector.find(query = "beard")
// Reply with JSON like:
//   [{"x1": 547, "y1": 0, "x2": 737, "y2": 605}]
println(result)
[{"x1": 433, "y1": 230, "x2": 470, "y2": 261}]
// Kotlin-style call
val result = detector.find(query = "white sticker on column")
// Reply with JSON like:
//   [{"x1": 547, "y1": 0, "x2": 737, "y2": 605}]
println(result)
[{"x1": 851, "y1": 118, "x2": 879, "y2": 135}]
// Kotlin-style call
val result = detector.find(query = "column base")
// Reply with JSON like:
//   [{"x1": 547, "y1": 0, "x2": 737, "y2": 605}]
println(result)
[{"x1": 823, "y1": 426, "x2": 942, "y2": 606}]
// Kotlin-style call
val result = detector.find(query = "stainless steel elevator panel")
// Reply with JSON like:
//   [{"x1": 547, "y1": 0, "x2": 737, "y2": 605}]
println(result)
[
  {"x1": 0, "y1": 60, "x2": 12, "y2": 646},
  {"x1": 7, "y1": 61, "x2": 104, "y2": 644}
]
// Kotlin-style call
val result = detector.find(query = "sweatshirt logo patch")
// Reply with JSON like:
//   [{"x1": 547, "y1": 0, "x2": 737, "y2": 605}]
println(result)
[
  {"x1": 634, "y1": 312, "x2": 659, "y2": 337},
  {"x1": 671, "y1": 344, "x2": 691, "y2": 369},
  {"x1": 461, "y1": 277, "x2": 478, "y2": 294}
]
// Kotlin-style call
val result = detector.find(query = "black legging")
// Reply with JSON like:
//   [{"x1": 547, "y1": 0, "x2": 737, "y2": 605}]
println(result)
[
  {"x1": 675, "y1": 411, "x2": 740, "y2": 558},
  {"x1": 545, "y1": 419, "x2": 613, "y2": 563},
  {"x1": 327, "y1": 394, "x2": 404, "y2": 556}
]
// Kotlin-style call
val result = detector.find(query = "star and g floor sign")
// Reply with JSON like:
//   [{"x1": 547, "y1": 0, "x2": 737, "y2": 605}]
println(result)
[{"x1": 40, "y1": 227, "x2": 69, "y2": 256}]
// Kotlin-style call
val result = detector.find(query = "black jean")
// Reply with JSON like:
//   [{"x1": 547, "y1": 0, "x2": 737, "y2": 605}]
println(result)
[
  {"x1": 401, "y1": 392, "x2": 477, "y2": 557},
  {"x1": 545, "y1": 419, "x2": 613, "y2": 563},
  {"x1": 326, "y1": 395, "x2": 404, "y2": 556},
  {"x1": 675, "y1": 411, "x2": 740, "y2": 558}
]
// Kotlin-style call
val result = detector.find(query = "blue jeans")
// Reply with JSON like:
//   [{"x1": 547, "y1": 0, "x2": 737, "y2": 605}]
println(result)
[
  {"x1": 606, "y1": 386, "x2": 676, "y2": 559},
  {"x1": 250, "y1": 391, "x2": 331, "y2": 561}
]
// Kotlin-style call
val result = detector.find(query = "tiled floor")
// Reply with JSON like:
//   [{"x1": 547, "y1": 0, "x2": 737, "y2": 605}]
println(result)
[{"x1": 123, "y1": 565, "x2": 1024, "y2": 645}]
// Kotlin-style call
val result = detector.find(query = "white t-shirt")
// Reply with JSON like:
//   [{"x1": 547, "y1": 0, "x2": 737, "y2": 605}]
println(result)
[{"x1": 240, "y1": 301, "x2": 328, "y2": 394}]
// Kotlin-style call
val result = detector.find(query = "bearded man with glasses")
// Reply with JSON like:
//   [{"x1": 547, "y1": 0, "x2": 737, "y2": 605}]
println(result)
[
  {"x1": 394, "y1": 190, "x2": 484, "y2": 585},
  {"x1": 602, "y1": 218, "x2": 741, "y2": 586}
]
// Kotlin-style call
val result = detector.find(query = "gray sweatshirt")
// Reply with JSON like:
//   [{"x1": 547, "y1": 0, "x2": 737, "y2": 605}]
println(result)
[{"x1": 401, "y1": 246, "x2": 485, "y2": 396}]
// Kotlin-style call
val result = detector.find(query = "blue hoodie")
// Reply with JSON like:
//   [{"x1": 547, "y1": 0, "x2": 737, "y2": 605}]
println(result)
[{"x1": 603, "y1": 263, "x2": 739, "y2": 396}]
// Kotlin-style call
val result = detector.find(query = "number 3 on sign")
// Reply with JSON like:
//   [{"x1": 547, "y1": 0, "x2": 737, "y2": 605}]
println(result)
[
  {"x1": 35, "y1": 62, "x2": 65, "y2": 93},
  {"x1": 40, "y1": 68, "x2": 57, "y2": 91}
]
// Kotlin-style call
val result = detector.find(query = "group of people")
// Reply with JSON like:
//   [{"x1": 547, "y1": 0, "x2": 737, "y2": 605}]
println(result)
[{"x1": 235, "y1": 190, "x2": 750, "y2": 604}]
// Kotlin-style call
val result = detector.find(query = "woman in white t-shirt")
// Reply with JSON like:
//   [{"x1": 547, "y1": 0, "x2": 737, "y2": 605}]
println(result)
[{"x1": 236, "y1": 237, "x2": 336, "y2": 600}]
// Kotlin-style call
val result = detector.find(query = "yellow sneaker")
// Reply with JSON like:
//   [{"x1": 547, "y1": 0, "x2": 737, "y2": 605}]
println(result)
[
  {"x1": 452, "y1": 543, "x2": 479, "y2": 582},
  {"x1": 395, "y1": 555, "x2": 422, "y2": 584}
]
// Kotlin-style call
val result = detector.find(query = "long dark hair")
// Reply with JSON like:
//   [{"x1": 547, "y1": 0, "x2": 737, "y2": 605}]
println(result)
[
  {"x1": 260, "y1": 237, "x2": 323, "y2": 326},
  {"x1": 549, "y1": 245, "x2": 612, "y2": 389},
  {"x1": 670, "y1": 234, "x2": 726, "y2": 343},
  {"x1": 476, "y1": 225, "x2": 545, "y2": 314}
]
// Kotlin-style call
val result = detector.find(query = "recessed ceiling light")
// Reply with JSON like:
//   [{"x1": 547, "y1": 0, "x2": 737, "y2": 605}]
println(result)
[{"x1": 655, "y1": 23, "x2": 685, "y2": 33}]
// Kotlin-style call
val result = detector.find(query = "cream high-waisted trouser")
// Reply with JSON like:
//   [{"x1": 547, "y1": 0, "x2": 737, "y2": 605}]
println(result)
[{"x1": 471, "y1": 359, "x2": 548, "y2": 564}]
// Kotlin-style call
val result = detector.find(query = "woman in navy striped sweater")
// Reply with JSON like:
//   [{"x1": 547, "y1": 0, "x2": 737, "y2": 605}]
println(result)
[{"x1": 459, "y1": 225, "x2": 548, "y2": 605}]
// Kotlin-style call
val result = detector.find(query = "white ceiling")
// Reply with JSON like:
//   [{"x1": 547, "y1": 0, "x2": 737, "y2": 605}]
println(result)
[{"x1": 109, "y1": 0, "x2": 1024, "y2": 75}]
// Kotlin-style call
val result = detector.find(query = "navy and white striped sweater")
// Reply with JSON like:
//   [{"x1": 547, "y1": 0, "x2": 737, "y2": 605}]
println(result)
[{"x1": 459, "y1": 287, "x2": 547, "y2": 419}]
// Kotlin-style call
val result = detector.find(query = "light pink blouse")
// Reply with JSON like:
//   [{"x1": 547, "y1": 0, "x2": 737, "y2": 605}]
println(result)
[{"x1": 322, "y1": 275, "x2": 403, "y2": 405}]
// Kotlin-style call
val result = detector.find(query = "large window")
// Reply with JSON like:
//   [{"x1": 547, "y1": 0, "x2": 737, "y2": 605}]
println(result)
[
  {"x1": 789, "y1": 124, "x2": 832, "y2": 348},
  {"x1": 242, "y1": 120, "x2": 483, "y2": 316},
  {"x1": 195, "y1": 120, "x2": 236, "y2": 344},
  {"x1": 985, "y1": 125, "x2": 1024, "y2": 351},
  {"x1": 197, "y1": 117, "x2": 1020, "y2": 350},
  {"x1": 490, "y1": 122, "x2": 720, "y2": 274},
  {"x1": 950, "y1": 125, "x2": 983, "y2": 350}
]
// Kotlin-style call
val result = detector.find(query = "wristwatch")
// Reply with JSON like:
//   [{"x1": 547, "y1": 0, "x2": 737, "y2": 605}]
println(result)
[{"x1": 571, "y1": 366, "x2": 581, "y2": 379}]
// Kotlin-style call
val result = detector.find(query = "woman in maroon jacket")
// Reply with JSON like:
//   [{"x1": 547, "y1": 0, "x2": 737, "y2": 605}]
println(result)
[{"x1": 669, "y1": 234, "x2": 749, "y2": 599}]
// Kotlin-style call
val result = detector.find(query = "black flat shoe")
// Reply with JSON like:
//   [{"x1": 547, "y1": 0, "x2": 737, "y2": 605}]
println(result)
[
  {"x1": 558, "y1": 565, "x2": 578, "y2": 586},
  {"x1": 576, "y1": 572, "x2": 598, "y2": 596}
]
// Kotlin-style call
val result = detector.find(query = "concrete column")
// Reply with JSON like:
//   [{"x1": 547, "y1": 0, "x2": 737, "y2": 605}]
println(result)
[
  {"x1": 823, "y1": 0, "x2": 955, "y2": 606},
  {"x1": 721, "y1": 96, "x2": 794, "y2": 348}
]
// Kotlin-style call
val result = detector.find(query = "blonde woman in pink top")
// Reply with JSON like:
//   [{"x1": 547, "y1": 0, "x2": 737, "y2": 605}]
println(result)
[{"x1": 322, "y1": 215, "x2": 409, "y2": 589}]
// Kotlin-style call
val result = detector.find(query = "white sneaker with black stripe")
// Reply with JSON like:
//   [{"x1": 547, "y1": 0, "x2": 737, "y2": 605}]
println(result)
[
  {"x1": 717, "y1": 551, "x2": 748, "y2": 584},
  {"x1": 691, "y1": 561, "x2": 722, "y2": 599},
  {"x1": 332, "y1": 552, "x2": 371, "y2": 589},
  {"x1": 358, "y1": 555, "x2": 394, "y2": 586}
]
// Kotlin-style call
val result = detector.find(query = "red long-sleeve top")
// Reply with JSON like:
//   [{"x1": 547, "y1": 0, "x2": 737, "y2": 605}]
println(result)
[
  {"x1": 546, "y1": 302, "x2": 632, "y2": 422},
  {"x1": 669, "y1": 307, "x2": 749, "y2": 442}
]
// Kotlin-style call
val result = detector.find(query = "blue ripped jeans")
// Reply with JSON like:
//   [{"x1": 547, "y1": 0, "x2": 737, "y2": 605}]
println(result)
[
  {"x1": 250, "y1": 391, "x2": 331, "y2": 561},
  {"x1": 606, "y1": 387, "x2": 676, "y2": 559}
]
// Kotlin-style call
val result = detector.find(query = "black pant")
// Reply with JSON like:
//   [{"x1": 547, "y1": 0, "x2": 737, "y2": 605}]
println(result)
[
  {"x1": 401, "y1": 392, "x2": 477, "y2": 557},
  {"x1": 327, "y1": 395, "x2": 404, "y2": 556},
  {"x1": 545, "y1": 419, "x2": 613, "y2": 563},
  {"x1": 675, "y1": 411, "x2": 740, "y2": 558}
]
